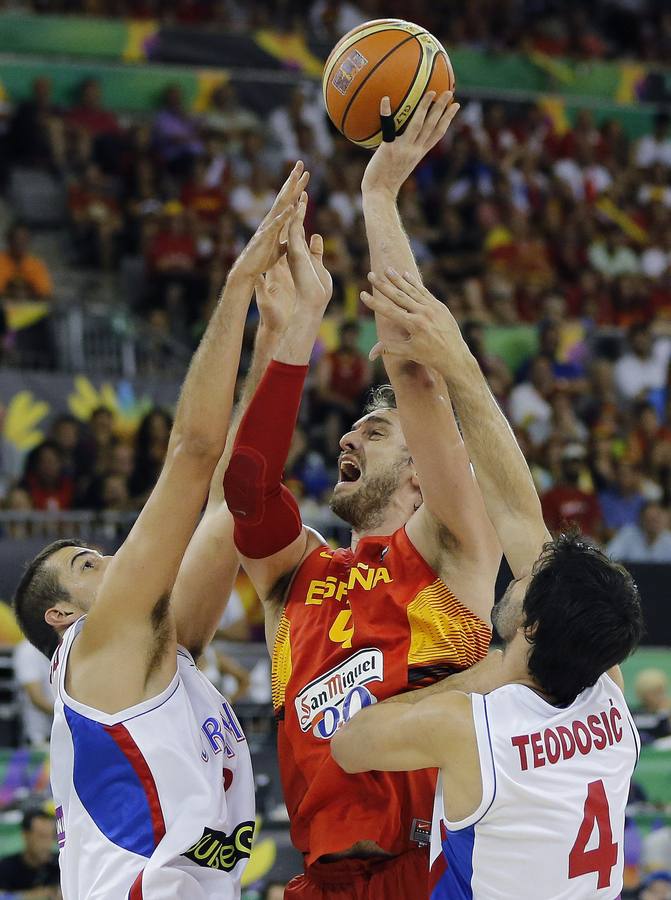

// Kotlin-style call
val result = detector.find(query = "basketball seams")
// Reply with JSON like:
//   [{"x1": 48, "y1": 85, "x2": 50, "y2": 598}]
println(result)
[
  {"x1": 322, "y1": 19, "x2": 423, "y2": 87},
  {"x1": 354, "y1": 33, "x2": 427, "y2": 145},
  {"x1": 340, "y1": 31, "x2": 429, "y2": 137},
  {"x1": 322, "y1": 20, "x2": 454, "y2": 149},
  {"x1": 356, "y1": 34, "x2": 437, "y2": 149}
]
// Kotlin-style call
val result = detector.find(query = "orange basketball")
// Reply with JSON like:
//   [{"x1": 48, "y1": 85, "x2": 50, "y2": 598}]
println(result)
[{"x1": 322, "y1": 19, "x2": 455, "y2": 149}]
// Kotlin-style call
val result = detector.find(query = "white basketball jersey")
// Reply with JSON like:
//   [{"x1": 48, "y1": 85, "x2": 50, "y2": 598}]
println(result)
[
  {"x1": 430, "y1": 674, "x2": 639, "y2": 900},
  {"x1": 50, "y1": 617, "x2": 255, "y2": 900}
]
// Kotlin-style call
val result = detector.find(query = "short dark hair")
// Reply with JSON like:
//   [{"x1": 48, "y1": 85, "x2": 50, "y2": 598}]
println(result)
[
  {"x1": 523, "y1": 531, "x2": 643, "y2": 705},
  {"x1": 13, "y1": 539, "x2": 83, "y2": 658},
  {"x1": 22, "y1": 809, "x2": 53, "y2": 833},
  {"x1": 363, "y1": 384, "x2": 397, "y2": 415}
]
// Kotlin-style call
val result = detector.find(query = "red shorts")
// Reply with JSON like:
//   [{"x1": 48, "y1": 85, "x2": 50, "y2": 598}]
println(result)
[{"x1": 284, "y1": 849, "x2": 429, "y2": 900}]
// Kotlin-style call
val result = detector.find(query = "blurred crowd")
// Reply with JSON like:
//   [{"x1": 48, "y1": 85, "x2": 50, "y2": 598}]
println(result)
[
  {"x1": 26, "y1": 0, "x2": 671, "y2": 64},
  {"x1": 0, "y1": 63, "x2": 671, "y2": 562}
]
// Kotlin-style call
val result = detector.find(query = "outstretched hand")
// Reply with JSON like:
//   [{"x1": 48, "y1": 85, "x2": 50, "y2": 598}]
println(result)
[
  {"x1": 229, "y1": 161, "x2": 310, "y2": 284},
  {"x1": 361, "y1": 269, "x2": 464, "y2": 371},
  {"x1": 286, "y1": 193, "x2": 333, "y2": 312},
  {"x1": 255, "y1": 255, "x2": 296, "y2": 335},
  {"x1": 362, "y1": 92, "x2": 460, "y2": 198}
]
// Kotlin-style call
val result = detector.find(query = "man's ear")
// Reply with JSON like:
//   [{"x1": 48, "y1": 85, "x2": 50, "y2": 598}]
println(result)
[{"x1": 45, "y1": 606, "x2": 79, "y2": 631}]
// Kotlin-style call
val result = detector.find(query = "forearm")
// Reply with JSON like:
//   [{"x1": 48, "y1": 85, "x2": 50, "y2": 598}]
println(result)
[
  {"x1": 444, "y1": 349, "x2": 549, "y2": 555},
  {"x1": 385, "y1": 651, "x2": 504, "y2": 704},
  {"x1": 363, "y1": 189, "x2": 421, "y2": 344},
  {"x1": 208, "y1": 320, "x2": 281, "y2": 508},
  {"x1": 363, "y1": 189, "x2": 420, "y2": 280},
  {"x1": 172, "y1": 272, "x2": 254, "y2": 455},
  {"x1": 273, "y1": 309, "x2": 325, "y2": 366}
]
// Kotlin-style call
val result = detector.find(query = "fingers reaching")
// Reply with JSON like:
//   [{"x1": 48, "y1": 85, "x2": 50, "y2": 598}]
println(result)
[
  {"x1": 268, "y1": 161, "x2": 310, "y2": 221},
  {"x1": 420, "y1": 91, "x2": 452, "y2": 141},
  {"x1": 367, "y1": 271, "x2": 419, "y2": 313},
  {"x1": 360, "y1": 289, "x2": 411, "y2": 329},
  {"x1": 287, "y1": 192, "x2": 309, "y2": 251},
  {"x1": 380, "y1": 96, "x2": 392, "y2": 117},
  {"x1": 404, "y1": 91, "x2": 436, "y2": 142}
]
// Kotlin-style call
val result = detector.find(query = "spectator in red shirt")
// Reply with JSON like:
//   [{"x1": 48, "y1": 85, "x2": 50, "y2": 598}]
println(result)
[
  {"x1": 66, "y1": 78, "x2": 119, "y2": 139},
  {"x1": 180, "y1": 158, "x2": 228, "y2": 227},
  {"x1": 145, "y1": 202, "x2": 205, "y2": 327},
  {"x1": 68, "y1": 163, "x2": 123, "y2": 269},
  {"x1": 20, "y1": 441, "x2": 74, "y2": 511},
  {"x1": 314, "y1": 321, "x2": 372, "y2": 457},
  {"x1": 541, "y1": 442, "x2": 603, "y2": 541}
]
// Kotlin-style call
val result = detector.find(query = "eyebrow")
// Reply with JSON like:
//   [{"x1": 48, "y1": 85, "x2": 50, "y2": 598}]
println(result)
[
  {"x1": 70, "y1": 549, "x2": 95, "y2": 570},
  {"x1": 353, "y1": 415, "x2": 393, "y2": 431}
]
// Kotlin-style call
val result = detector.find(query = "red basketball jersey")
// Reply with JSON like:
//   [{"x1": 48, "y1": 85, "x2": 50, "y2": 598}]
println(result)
[{"x1": 272, "y1": 526, "x2": 492, "y2": 866}]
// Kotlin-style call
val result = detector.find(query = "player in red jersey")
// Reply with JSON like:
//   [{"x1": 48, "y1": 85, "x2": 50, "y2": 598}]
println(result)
[{"x1": 223, "y1": 92, "x2": 502, "y2": 899}]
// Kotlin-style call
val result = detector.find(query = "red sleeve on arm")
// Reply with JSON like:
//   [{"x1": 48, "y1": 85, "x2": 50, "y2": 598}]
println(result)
[{"x1": 223, "y1": 360, "x2": 308, "y2": 559}]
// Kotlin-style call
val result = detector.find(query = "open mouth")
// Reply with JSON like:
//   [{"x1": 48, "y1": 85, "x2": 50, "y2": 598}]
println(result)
[{"x1": 338, "y1": 457, "x2": 362, "y2": 485}]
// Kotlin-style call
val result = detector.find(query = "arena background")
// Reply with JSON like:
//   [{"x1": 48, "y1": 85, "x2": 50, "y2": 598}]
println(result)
[{"x1": 0, "y1": 1, "x2": 667, "y2": 897}]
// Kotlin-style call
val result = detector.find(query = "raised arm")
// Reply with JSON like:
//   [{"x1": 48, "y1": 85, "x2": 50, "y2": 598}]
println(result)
[
  {"x1": 170, "y1": 257, "x2": 296, "y2": 657},
  {"x1": 361, "y1": 93, "x2": 500, "y2": 618},
  {"x1": 362, "y1": 271, "x2": 551, "y2": 577},
  {"x1": 223, "y1": 195, "x2": 333, "y2": 648},
  {"x1": 76, "y1": 164, "x2": 308, "y2": 672}
]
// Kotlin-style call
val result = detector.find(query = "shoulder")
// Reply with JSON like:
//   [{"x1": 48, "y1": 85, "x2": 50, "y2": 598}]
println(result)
[{"x1": 417, "y1": 690, "x2": 475, "y2": 739}]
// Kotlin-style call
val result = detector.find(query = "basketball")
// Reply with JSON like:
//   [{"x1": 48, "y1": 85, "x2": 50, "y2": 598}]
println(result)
[{"x1": 322, "y1": 18, "x2": 455, "y2": 149}]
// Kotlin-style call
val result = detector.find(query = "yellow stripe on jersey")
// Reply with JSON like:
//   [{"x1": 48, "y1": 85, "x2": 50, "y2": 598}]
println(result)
[
  {"x1": 271, "y1": 613, "x2": 292, "y2": 710},
  {"x1": 407, "y1": 579, "x2": 491, "y2": 669}
]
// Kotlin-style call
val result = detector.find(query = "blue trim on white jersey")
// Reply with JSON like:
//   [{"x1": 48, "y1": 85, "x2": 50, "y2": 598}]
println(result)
[
  {"x1": 64, "y1": 705, "x2": 158, "y2": 858},
  {"x1": 431, "y1": 825, "x2": 476, "y2": 899}
]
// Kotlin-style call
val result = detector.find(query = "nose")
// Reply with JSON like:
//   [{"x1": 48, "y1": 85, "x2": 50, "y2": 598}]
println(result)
[{"x1": 339, "y1": 430, "x2": 360, "y2": 453}]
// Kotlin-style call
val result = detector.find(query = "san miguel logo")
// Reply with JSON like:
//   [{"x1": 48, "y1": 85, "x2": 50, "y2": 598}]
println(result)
[
  {"x1": 183, "y1": 821, "x2": 255, "y2": 871},
  {"x1": 332, "y1": 50, "x2": 368, "y2": 96},
  {"x1": 295, "y1": 648, "x2": 383, "y2": 739}
]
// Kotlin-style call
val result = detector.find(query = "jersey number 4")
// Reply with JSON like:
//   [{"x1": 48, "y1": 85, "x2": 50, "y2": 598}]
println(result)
[{"x1": 568, "y1": 779, "x2": 618, "y2": 889}]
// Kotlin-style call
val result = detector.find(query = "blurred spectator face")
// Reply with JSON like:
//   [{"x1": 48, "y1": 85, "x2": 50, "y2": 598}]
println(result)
[
  {"x1": 211, "y1": 82, "x2": 234, "y2": 111},
  {"x1": 110, "y1": 444, "x2": 134, "y2": 478},
  {"x1": 35, "y1": 445, "x2": 63, "y2": 484},
  {"x1": 641, "y1": 881, "x2": 671, "y2": 900},
  {"x1": 590, "y1": 359, "x2": 614, "y2": 394},
  {"x1": 5, "y1": 486, "x2": 31, "y2": 511},
  {"x1": 52, "y1": 417, "x2": 80, "y2": 452},
  {"x1": 639, "y1": 404, "x2": 660, "y2": 435},
  {"x1": 529, "y1": 357, "x2": 554, "y2": 394},
  {"x1": 81, "y1": 78, "x2": 102, "y2": 109},
  {"x1": 33, "y1": 76, "x2": 51, "y2": 105},
  {"x1": 8, "y1": 224, "x2": 30, "y2": 259},
  {"x1": 90, "y1": 408, "x2": 114, "y2": 444},
  {"x1": 101, "y1": 474, "x2": 129, "y2": 510},
  {"x1": 641, "y1": 503, "x2": 669, "y2": 539},
  {"x1": 630, "y1": 325, "x2": 653, "y2": 358},
  {"x1": 148, "y1": 435, "x2": 168, "y2": 465},
  {"x1": 635, "y1": 669, "x2": 670, "y2": 713},
  {"x1": 539, "y1": 323, "x2": 560, "y2": 357},
  {"x1": 23, "y1": 814, "x2": 56, "y2": 867},
  {"x1": 145, "y1": 411, "x2": 172, "y2": 443},
  {"x1": 265, "y1": 886, "x2": 286, "y2": 900},
  {"x1": 561, "y1": 453, "x2": 584, "y2": 485},
  {"x1": 339, "y1": 323, "x2": 359, "y2": 352},
  {"x1": 615, "y1": 461, "x2": 640, "y2": 493}
]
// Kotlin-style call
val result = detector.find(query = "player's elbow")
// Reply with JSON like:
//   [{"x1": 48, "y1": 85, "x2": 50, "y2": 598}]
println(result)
[
  {"x1": 171, "y1": 430, "x2": 222, "y2": 465},
  {"x1": 330, "y1": 728, "x2": 368, "y2": 774}
]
